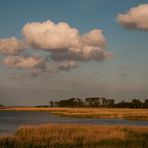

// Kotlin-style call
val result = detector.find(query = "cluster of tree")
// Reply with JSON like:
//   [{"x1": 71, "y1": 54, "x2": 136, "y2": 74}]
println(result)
[
  {"x1": 0, "y1": 104, "x2": 4, "y2": 108},
  {"x1": 115, "y1": 99, "x2": 148, "y2": 108},
  {"x1": 49, "y1": 97, "x2": 115, "y2": 108},
  {"x1": 49, "y1": 98, "x2": 148, "y2": 108}
]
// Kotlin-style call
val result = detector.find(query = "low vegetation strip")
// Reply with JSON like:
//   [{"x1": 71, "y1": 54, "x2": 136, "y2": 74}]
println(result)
[
  {"x1": 1, "y1": 107, "x2": 148, "y2": 121},
  {"x1": 50, "y1": 108, "x2": 148, "y2": 121},
  {"x1": 0, "y1": 124, "x2": 148, "y2": 148}
]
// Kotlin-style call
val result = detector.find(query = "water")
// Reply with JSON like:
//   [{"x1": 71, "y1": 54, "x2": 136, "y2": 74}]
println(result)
[{"x1": 0, "y1": 111, "x2": 148, "y2": 135}]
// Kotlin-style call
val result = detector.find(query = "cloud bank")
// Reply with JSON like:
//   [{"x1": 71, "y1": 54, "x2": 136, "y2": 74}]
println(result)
[
  {"x1": 0, "y1": 37, "x2": 25, "y2": 54},
  {"x1": 117, "y1": 4, "x2": 148, "y2": 30},
  {"x1": 0, "y1": 20, "x2": 113, "y2": 76},
  {"x1": 22, "y1": 20, "x2": 112, "y2": 62},
  {"x1": 4, "y1": 55, "x2": 44, "y2": 69}
]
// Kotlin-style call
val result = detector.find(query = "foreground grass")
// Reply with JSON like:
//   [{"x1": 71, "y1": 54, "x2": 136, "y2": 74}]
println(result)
[
  {"x1": 0, "y1": 124, "x2": 148, "y2": 148},
  {"x1": 1, "y1": 107, "x2": 148, "y2": 121}
]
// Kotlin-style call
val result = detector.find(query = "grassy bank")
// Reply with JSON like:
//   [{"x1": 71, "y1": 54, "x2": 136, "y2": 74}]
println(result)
[
  {"x1": 1, "y1": 107, "x2": 148, "y2": 121},
  {"x1": 0, "y1": 124, "x2": 148, "y2": 148}
]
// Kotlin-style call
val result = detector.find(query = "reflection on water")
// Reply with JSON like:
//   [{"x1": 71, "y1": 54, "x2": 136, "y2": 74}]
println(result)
[{"x1": 0, "y1": 111, "x2": 148, "y2": 135}]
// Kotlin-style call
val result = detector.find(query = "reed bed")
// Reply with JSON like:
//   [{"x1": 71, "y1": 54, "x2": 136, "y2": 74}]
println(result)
[
  {"x1": 1, "y1": 107, "x2": 148, "y2": 120},
  {"x1": 0, "y1": 124, "x2": 148, "y2": 148}
]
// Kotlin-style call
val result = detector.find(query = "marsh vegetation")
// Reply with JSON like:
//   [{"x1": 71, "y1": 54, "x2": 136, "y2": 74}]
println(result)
[
  {"x1": 0, "y1": 124, "x2": 148, "y2": 148},
  {"x1": 1, "y1": 107, "x2": 148, "y2": 121}
]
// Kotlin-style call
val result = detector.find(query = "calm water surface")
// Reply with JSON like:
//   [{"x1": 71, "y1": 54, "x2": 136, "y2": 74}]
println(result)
[{"x1": 0, "y1": 111, "x2": 148, "y2": 135}]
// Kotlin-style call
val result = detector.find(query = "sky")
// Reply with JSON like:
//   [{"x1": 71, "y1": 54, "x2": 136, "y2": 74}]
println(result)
[{"x1": 0, "y1": 0, "x2": 148, "y2": 106}]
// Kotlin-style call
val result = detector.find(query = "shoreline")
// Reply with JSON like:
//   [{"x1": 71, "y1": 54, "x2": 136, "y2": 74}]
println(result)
[{"x1": 1, "y1": 107, "x2": 148, "y2": 121}]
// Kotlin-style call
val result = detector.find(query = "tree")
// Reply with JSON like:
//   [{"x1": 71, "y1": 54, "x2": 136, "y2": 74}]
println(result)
[
  {"x1": 144, "y1": 99, "x2": 148, "y2": 105},
  {"x1": 131, "y1": 99, "x2": 142, "y2": 108},
  {"x1": 49, "y1": 101, "x2": 54, "y2": 107},
  {"x1": 85, "y1": 97, "x2": 101, "y2": 107},
  {"x1": 144, "y1": 99, "x2": 148, "y2": 108},
  {"x1": 101, "y1": 97, "x2": 108, "y2": 106},
  {"x1": 107, "y1": 99, "x2": 115, "y2": 107},
  {"x1": 116, "y1": 101, "x2": 132, "y2": 108},
  {"x1": 0, "y1": 104, "x2": 4, "y2": 107},
  {"x1": 85, "y1": 98, "x2": 93, "y2": 107},
  {"x1": 75, "y1": 98, "x2": 84, "y2": 107},
  {"x1": 56, "y1": 98, "x2": 84, "y2": 107},
  {"x1": 54, "y1": 101, "x2": 59, "y2": 107}
]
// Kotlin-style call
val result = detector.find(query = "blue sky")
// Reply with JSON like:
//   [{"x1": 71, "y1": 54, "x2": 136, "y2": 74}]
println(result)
[{"x1": 0, "y1": 0, "x2": 148, "y2": 105}]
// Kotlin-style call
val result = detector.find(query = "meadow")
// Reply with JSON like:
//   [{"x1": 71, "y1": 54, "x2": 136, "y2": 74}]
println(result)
[
  {"x1": 0, "y1": 107, "x2": 148, "y2": 147},
  {"x1": 0, "y1": 124, "x2": 148, "y2": 148},
  {"x1": 1, "y1": 107, "x2": 148, "y2": 121}
]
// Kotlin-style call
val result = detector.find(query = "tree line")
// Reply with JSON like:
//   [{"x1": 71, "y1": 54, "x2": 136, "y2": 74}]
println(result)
[
  {"x1": 0, "y1": 104, "x2": 4, "y2": 108},
  {"x1": 49, "y1": 97, "x2": 148, "y2": 108}
]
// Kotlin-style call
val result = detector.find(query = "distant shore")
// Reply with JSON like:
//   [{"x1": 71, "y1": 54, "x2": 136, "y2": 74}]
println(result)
[{"x1": 1, "y1": 107, "x2": 148, "y2": 121}]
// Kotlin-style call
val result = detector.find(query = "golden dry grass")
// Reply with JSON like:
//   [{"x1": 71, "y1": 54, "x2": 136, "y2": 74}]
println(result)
[
  {"x1": 1, "y1": 107, "x2": 148, "y2": 120},
  {"x1": 0, "y1": 124, "x2": 148, "y2": 148}
]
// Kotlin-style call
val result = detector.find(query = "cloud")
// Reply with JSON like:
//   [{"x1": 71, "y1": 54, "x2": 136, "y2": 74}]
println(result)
[
  {"x1": 0, "y1": 37, "x2": 25, "y2": 54},
  {"x1": 22, "y1": 20, "x2": 80, "y2": 50},
  {"x1": 22, "y1": 20, "x2": 112, "y2": 62},
  {"x1": 0, "y1": 20, "x2": 113, "y2": 77},
  {"x1": 117, "y1": 4, "x2": 148, "y2": 30},
  {"x1": 4, "y1": 55, "x2": 45, "y2": 69},
  {"x1": 50, "y1": 48, "x2": 112, "y2": 62},
  {"x1": 81, "y1": 29, "x2": 106, "y2": 48},
  {"x1": 57, "y1": 61, "x2": 78, "y2": 72}
]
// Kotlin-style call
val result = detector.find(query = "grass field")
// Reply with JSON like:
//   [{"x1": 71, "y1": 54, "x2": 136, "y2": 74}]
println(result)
[
  {"x1": 1, "y1": 107, "x2": 148, "y2": 121},
  {"x1": 0, "y1": 124, "x2": 148, "y2": 148},
  {"x1": 0, "y1": 107, "x2": 148, "y2": 147}
]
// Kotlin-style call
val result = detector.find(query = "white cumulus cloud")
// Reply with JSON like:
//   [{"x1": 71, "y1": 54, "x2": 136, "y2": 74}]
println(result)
[
  {"x1": 4, "y1": 55, "x2": 45, "y2": 69},
  {"x1": 22, "y1": 20, "x2": 80, "y2": 50},
  {"x1": 22, "y1": 20, "x2": 112, "y2": 62},
  {"x1": 0, "y1": 37, "x2": 25, "y2": 54},
  {"x1": 0, "y1": 20, "x2": 114, "y2": 77},
  {"x1": 117, "y1": 4, "x2": 148, "y2": 30}
]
